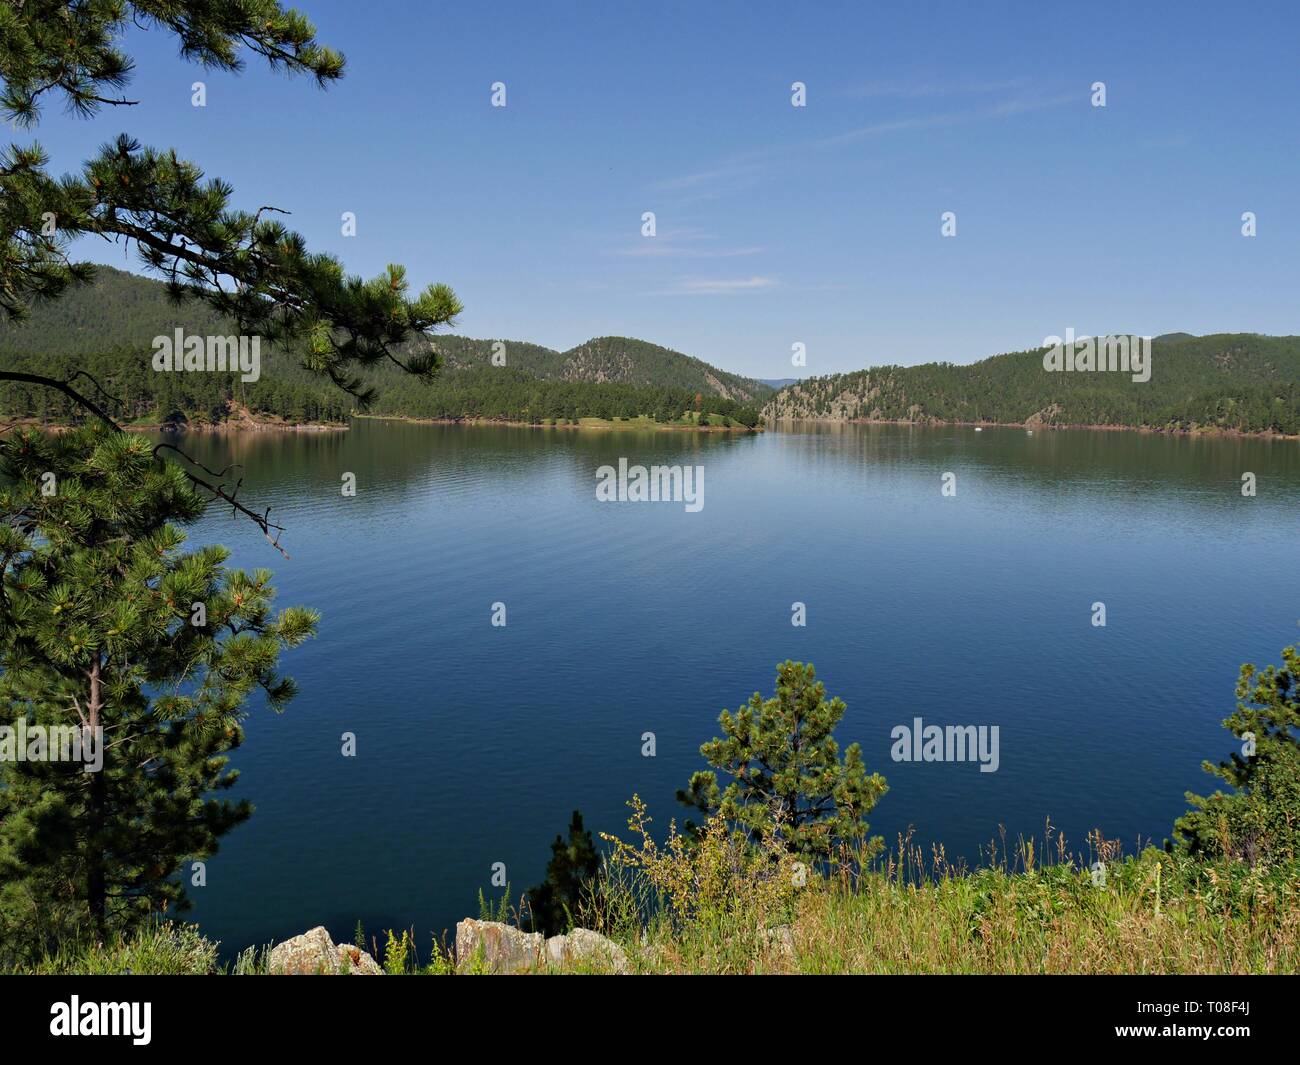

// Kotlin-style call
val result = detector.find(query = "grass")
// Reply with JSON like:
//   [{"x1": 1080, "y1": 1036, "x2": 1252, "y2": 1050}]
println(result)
[
  {"x1": 9, "y1": 849, "x2": 1297, "y2": 975},
  {"x1": 620, "y1": 854, "x2": 1300, "y2": 975},
  {"x1": 9, "y1": 813, "x2": 1298, "y2": 976},
  {"x1": 20, "y1": 922, "x2": 224, "y2": 975},
  {"x1": 574, "y1": 805, "x2": 1300, "y2": 975}
]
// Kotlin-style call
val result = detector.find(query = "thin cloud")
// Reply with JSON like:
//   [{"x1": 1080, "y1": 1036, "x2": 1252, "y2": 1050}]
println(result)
[
  {"x1": 655, "y1": 157, "x2": 772, "y2": 194},
  {"x1": 812, "y1": 112, "x2": 964, "y2": 148},
  {"x1": 616, "y1": 229, "x2": 764, "y2": 259},
  {"x1": 816, "y1": 91, "x2": 1077, "y2": 148},
  {"x1": 985, "y1": 90, "x2": 1078, "y2": 116},
  {"x1": 652, "y1": 276, "x2": 781, "y2": 296},
  {"x1": 841, "y1": 78, "x2": 1027, "y2": 99},
  {"x1": 658, "y1": 88, "x2": 1080, "y2": 195}
]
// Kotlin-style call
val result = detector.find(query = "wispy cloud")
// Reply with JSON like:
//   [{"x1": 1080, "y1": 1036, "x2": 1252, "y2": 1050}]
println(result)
[
  {"x1": 984, "y1": 90, "x2": 1079, "y2": 117},
  {"x1": 813, "y1": 91, "x2": 1078, "y2": 148},
  {"x1": 616, "y1": 228, "x2": 764, "y2": 259},
  {"x1": 656, "y1": 87, "x2": 1080, "y2": 196},
  {"x1": 654, "y1": 157, "x2": 773, "y2": 197},
  {"x1": 840, "y1": 78, "x2": 1027, "y2": 100},
  {"x1": 651, "y1": 276, "x2": 780, "y2": 296},
  {"x1": 811, "y1": 112, "x2": 963, "y2": 148}
]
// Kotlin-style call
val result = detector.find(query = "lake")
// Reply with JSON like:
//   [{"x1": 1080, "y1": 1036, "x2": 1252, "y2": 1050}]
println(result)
[{"x1": 171, "y1": 419, "x2": 1300, "y2": 957}]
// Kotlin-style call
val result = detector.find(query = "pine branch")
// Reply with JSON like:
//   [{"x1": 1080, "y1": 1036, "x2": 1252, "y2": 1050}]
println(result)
[{"x1": 0, "y1": 370, "x2": 289, "y2": 557}]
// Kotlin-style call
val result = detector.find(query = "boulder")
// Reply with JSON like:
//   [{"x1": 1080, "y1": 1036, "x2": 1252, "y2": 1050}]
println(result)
[
  {"x1": 268, "y1": 926, "x2": 382, "y2": 975},
  {"x1": 455, "y1": 919, "x2": 544, "y2": 974},
  {"x1": 454, "y1": 919, "x2": 629, "y2": 974},
  {"x1": 336, "y1": 941, "x2": 384, "y2": 975},
  {"x1": 544, "y1": 928, "x2": 629, "y2": 974}
]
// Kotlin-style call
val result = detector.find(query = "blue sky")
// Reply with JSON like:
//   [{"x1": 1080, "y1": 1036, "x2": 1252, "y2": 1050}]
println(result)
[{"x1": 25, "y1": 0, "x2": 1300, "y2": 378}]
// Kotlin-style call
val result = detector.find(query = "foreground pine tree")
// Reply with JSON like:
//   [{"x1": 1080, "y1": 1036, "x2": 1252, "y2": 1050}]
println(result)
[
  {"x1": 1175, "y1": 645, "x2": 1300, "y2": 863},
  {"x1": 0, "y1": 426, "x2": 317, "y2": 961},
  {"x1": 677, "y1": 661, "x2": 887, "y2": 862},
  {"x1": 1, "y1": 1, "x2": 462, "y2": 550}
]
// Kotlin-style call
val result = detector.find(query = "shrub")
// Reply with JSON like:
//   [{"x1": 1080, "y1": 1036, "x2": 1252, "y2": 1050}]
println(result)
[
  {"x1": 1175, "y1": 645, "x2": 1300, "y2": 863},
  {"x1": 677, "y1": 661, "x2": 887, "y2": 863}
]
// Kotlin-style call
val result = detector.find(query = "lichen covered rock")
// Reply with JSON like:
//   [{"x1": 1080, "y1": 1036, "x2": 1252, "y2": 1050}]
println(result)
[
  {"x1": 269, "y1": 926, "x2": 382, "y2": 975},
  {"x1": 455, "y1": 919, "x2": 545, "y2": 974},
  {"x1": 544, "y1": 927, "x2": 629, "y2": 974}
]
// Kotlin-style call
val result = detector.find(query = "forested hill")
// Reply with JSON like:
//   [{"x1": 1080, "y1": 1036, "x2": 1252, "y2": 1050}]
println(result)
[
  {"x1": 0, "y1": 266, "x2": 769, "y2": 399},
  {"x1": 0, "y1": 265, "x2": 237, "y2": 354},
  {"x1": 431, "y1": 335, "x2": 770, "y2": 402},
  {"x1": 0, "y1": 267, "x2": 767, "y2": 427},
  {"x1": 5, "y1": 268, "x2": 1296, "y2": 434},
  {"x1": 764, "y1": 335, "x2": 1300, "y2": 435}
]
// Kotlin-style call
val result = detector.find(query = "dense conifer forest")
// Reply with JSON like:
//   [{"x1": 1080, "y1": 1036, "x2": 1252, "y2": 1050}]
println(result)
[
  {"x1": 766, "y1": 335, "x2": 1300, "y2": 435},
  {"x1": 3, "y1": 267, "x2": 1296, "y2": 434},
  {"x1": 0, "y1": 268, "x2": 765, "y2": 428}
]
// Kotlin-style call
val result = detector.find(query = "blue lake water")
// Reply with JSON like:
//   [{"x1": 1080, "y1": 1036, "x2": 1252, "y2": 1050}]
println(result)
[{"x1": 172, "y1": 420, "x2": 1300, "y2": 955}]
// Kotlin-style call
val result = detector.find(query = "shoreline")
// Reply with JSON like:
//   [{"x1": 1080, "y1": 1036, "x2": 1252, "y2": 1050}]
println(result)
[
  {"x1": 10, "y1": 419, "x2": 349, "y2": 435},
  {"x1": 769, "y1": 415, "x2": 1300, "y2": 441},
  {"x1": 11, "y1": 414, "x2": 1296, "y2": 440},
  {"x1": 144, "y1": 418, "x2": 347, "y2": 434},
  {"x1": 351, "y1": 413, "x2": 762, "y2": 433}
]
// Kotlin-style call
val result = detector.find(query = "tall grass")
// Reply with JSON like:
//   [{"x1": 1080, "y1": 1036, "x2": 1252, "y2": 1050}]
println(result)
[
  {"x1": 9, "y1": 813, "x2": 1297, "y2": 975},
  {"x1": 580, "y1": 802, "x2": 1300, "y2": 975},
  {"x1": 19, "y1": 921, "x2": 222, "y2": 975}
]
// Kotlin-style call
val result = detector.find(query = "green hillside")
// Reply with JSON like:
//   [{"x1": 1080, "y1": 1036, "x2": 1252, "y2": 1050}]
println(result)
[
  {"x1": 556, "y1": 337, "x2": 768, "y2": 401},
  {"x1": 5, "y1": 268, "x2": 1296, "y2": 435},
  {"x1": 0, "y1": 266, "x2": 769, "y2": 396},
  {"x1": 397, "y1": 334, "x2": 769, "y2": 401},
  {"x1": 0, "y1": 267, "x2": 765, "y2": 428},
  {"x1": 359, "y1": 366, "x2": 761, "y2": 426},
  {"x1": 765, "y1": 335, "x2": 1300, "y2": 435},
  {"x1": 0, "y1": 266, "x2": 231, "y2": 356}
]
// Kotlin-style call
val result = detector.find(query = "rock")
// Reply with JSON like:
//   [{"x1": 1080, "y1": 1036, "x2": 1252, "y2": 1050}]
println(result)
[
  {"x1": 269, "y1": 926, "x2": 336, "y2": 975},
  {"x1": 544, "y1": 928, "x2": 629, "y2": 974},
  {"x1": 269, "y1": 926, "x2": 382, "y2": 975},
  {"x1": 336, "y1": 942, "x2": 384, "y2": 975},
  {"x1": 455, "y1": 919, "x2": 544, "y2": 974}
]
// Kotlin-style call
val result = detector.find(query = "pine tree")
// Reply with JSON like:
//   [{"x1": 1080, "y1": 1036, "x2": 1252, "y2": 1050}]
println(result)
[
  {"x1": 677, "y1": 661, "x2": 887, "y2": 863},
  {"x1": 0, "y1": 425, "x2": 318, "y2": 962},
  {"x1": 525, "y1": 810, "x2": 601, "y2": 935},
  {"x1": 1, "y1": 2, "x2": 461, "y2": 548},
  {"x1": 1174, "y1": 646, "x2": 1300, "y2": 863},
  {"x1": 0, "y1": 2, "x2": 458, "y2": 382}
]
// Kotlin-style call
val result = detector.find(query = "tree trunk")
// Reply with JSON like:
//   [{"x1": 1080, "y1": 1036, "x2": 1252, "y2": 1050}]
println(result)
[{"x1": 85, "y1": 655, "x2": 107, "y2": 941}]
